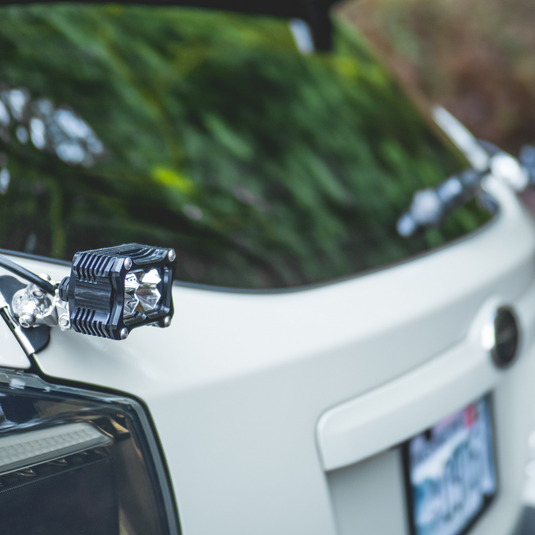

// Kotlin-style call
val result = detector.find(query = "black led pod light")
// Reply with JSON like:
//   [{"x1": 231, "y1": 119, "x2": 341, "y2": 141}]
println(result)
[{"x1": 58, "y1": 244, "x2": 176, "y2": 340}]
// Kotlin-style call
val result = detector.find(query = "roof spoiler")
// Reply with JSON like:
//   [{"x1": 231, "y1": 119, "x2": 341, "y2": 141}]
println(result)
[{"x1": 193, "y1": 0, "x2": 341, "y2": 51}]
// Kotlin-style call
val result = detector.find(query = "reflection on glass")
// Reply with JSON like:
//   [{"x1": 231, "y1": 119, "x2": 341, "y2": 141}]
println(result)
[
  {"x1": 0, "y1": 168, "x2": 9, "y2": 195},
  {"x1": 289, "y1": 19, "x2": 315, "y2": 54},
  {"x1": 0, "y1": 100, "x2": 9, "y2": 126},
  {"x1": 2, "y1": 88, "x2": 30, "y2": 121},
  {"x1": 0, "y1": 4, "x2": 491, "y2": 289},
  {"x1": 16, "y1": 125, "x2": 28, "y2": 144},
  {"x1": 0, "y1": 85, "x2": 106, "y2": 180},
  {"x1": 0, "y1": 152, "x2": 8, "y2": 195},
  {"x1": 183, "y1": 204, "x2": 203, "y2": 220},
  {"x1": 30, "y1": 117, "x2": 46, "y2": 149}
]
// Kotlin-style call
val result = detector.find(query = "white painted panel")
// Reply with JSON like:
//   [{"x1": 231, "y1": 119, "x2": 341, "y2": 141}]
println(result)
[
  {"x1": 327, "y1": 450, "x2": 408, "y2": 535},
  {"x1": 317, "y1": 338, "x2": 500, "y2": 471},
  {"x1": 14, "y1": 175, "x2": 534, "y2": 535},
  {"x1": 317, "y1": 297, "x2": 505, "y2": 471}
]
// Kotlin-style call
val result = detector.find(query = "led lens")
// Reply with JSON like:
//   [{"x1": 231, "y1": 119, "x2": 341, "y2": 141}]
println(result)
[
  {"x1": 124, "y1": 268, "x2": 162, "y2": 319},
  {"x1": 62, "y1": 244, "x2": 176, "y2": 339}
]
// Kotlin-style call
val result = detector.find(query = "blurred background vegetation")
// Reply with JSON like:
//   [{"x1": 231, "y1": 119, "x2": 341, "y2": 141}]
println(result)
[
  {"x1": 0, "y1": 3, "x2": 492, "y2": 288},
  {"x1": 339, "y1": 0, "x2": 535, "y2": 154}
]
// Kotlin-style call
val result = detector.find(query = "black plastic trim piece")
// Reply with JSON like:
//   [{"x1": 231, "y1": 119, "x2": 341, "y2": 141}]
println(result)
[
  {"x1": 0, "y1": 369, "x2": 182, "y2": 535},
  {"x1": 491, "y1": 306, "x2": 521, "y2": 369}
]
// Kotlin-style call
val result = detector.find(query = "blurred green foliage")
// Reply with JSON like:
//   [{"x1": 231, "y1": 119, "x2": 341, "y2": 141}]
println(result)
[{"x1": 0, "y1": 4, "x2": 489, "y2": 288}]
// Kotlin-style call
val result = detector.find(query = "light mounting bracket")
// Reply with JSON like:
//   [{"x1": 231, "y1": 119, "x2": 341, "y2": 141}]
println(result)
[{"x1": 0, "y1": 243, "x2": 176, "y2": 346}]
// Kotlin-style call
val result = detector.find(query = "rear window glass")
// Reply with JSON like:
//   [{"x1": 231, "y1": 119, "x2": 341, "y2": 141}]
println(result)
[{"x1": 0, "y1": 4, "x2": 490, "y2": 289}]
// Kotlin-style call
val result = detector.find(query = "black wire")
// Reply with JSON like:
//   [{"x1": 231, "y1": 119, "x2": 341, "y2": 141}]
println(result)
[{"x1": 0, "y1": 254, "x2": 56, "y2": 295}]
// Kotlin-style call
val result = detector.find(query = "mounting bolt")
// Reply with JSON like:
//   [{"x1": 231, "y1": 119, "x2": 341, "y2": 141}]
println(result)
[
  {"x1": 32, "y1": 287, "x2": 44, "y2": 298},
  {"x1": 168, "y1": 249, "x2": 176, "y2": 262},
  {"x1": 163, "y1": 316, "x2": 172, "y2": 327},
  {"x1": 58, "y1": 314, "x2": 70, "y2": 329},
  {"x1": 120, "y1": 327, "x2": 129, "y2": 340},
  {"x1": 124, "y1": 258, "x2": 132, "y2": 270},
  {"x1": 19, "y1": 313, "x2": 36, "y2": 329}
]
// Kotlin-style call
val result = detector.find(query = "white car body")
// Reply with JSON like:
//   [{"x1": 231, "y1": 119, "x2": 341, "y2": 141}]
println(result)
[
  {"x1": 2, "y1": 172, "x2": 533, "y2": 534},
  {"x1": 0, "y1": 4, "x2": 533, "y2": 534}
]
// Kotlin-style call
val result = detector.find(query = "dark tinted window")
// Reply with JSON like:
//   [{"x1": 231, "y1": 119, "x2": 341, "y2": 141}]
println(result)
[{"x1": 0, "y1": 5, "x2": 490, "y2": 289}]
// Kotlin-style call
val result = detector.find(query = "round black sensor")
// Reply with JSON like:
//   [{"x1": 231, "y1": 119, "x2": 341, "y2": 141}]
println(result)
[{"x1": 491, "y1": 307, "x2": 520, "y2": 368}]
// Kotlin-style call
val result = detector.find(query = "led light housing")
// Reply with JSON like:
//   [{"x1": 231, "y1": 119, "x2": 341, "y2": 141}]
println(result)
[
  {"x1": 0, "y1": 422, "x2": 111, "y2": 475},
  {"x1": 59, "y1": 243, "x2": 176, "y2": 340},
  {"x1": 0, "y1": 371, "x2": 179, "y2": 535}
]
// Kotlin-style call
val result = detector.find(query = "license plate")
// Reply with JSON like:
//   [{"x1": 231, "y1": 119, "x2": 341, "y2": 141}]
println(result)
[{"x1": 403, "y1": 395, "x2": 497, "y2": 535}]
